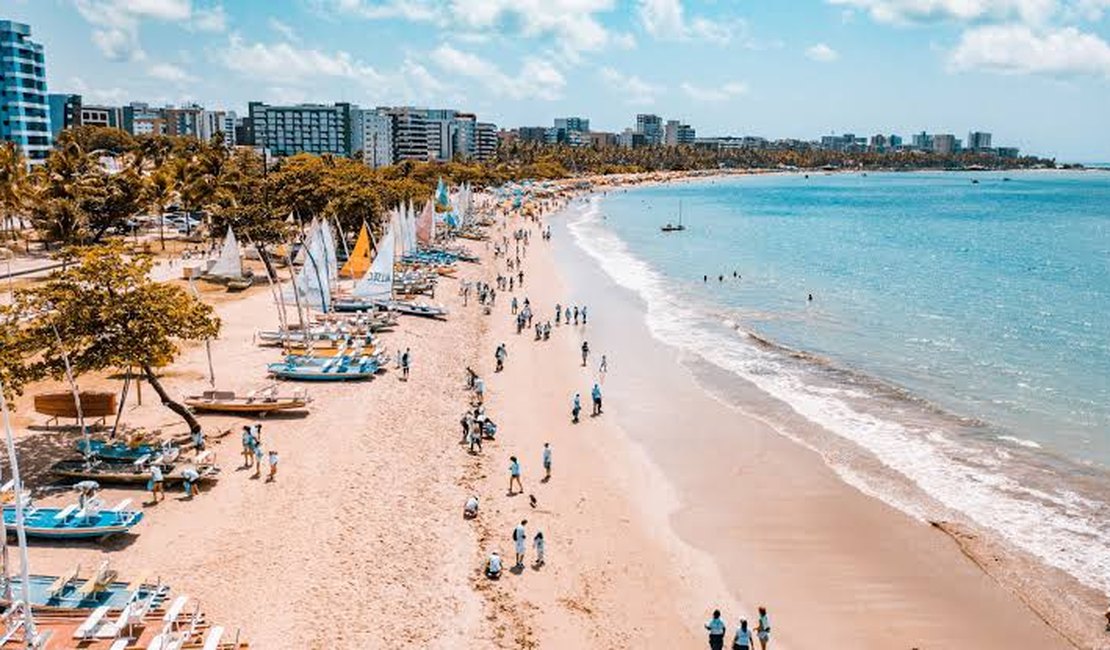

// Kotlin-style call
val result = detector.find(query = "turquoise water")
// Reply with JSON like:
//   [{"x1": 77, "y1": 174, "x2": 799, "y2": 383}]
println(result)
[{"x1": 568, "y1": 170, "x2": 1110, "y2": 594}]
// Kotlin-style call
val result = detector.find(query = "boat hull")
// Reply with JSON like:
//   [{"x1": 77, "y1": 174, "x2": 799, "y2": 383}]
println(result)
[
  {"x1": 3, "y1": 507, "x2": 143, "y2": 539},
  {"x1": 185, "y1": 398, "x2": 309, "y2": 413}
]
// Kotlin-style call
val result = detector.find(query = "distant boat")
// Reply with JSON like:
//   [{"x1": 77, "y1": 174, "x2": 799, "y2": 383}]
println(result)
[
  {"x1": 661, "y1": 201, "x2": 686, "y2": 233},
  {"x1": 1003, "y1": 177, "x2": 1012, "y2": 181},
  {"x1": 971, "y1": 179, "x2": 980, "y2": 184}
]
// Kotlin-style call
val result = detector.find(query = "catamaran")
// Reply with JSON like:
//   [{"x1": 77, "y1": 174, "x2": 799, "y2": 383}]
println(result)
[{"x1": 202, "y1": 227, "x2": 253, "y2": 290}]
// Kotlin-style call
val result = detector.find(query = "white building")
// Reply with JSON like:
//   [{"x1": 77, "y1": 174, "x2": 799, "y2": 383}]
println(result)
[{"x1": 357, "y1": 109, "x2": 393, "y2": 168}]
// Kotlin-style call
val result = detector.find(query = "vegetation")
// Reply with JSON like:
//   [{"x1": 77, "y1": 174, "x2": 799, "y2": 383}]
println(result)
[{"x1": 7, "y1": 245, "x2": 219, "y2": 432}]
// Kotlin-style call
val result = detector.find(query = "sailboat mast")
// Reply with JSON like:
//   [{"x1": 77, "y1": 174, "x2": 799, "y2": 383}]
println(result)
[
  {"x1": 0, "y1": 380, "x2": 39, "y2": 645},
  {"x1": 50, "y1": 323, "x2": 90, "y2": 466}
]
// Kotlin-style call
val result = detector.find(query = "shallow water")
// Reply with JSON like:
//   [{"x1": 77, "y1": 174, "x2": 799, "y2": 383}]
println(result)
[{"x1": 566, "y1": 171, "x2": 1110, "y2": 595}]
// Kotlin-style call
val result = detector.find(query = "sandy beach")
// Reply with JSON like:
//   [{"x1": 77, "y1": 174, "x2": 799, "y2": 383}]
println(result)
[{"x1": 3, "y1": 180, "x2": 1103, "y2": 648}]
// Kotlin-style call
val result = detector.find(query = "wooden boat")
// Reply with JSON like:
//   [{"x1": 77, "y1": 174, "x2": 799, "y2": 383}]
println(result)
[
  {"x1": 33, "y1": 391, "x2": 117, "y2": 419},
  {"x1": 0, "y1": 565, "x2": 168, "y2": 612},
  {"x1": 267, "y1": 355, "x2": 380, "y2": 382},
  {"x1": 384, "y1": 300, "x2": 449, "y2": 320},
  {"x1": 280, "y1": 343, "x2": 375, "y2": 358},
  {"x1": 76, "y1": 439, "x2": 177, "y2": 462},
  {"x1": 3, "y1": 495, "x2": 143, "y2": 540},
  {"x1": 50, "y1": 457, "x2": 219, "y2": 487},
  {"x1": 184, "y1": 388, "x2": 310, "y2": 414}
]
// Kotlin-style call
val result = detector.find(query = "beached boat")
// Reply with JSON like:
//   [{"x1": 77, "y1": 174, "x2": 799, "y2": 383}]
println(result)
[
  {"x1": 3, "y1": 490, "x2": 143, "y2": 540},
  {"x1": 201, "y1": 228, "x2": 254, "y2": 291},
  {"x1": 75, "y1": 439, "x2": 178, "y2": 462},
  {"x1": 382, "y1": 300, "x2": 449, "y2": 320},
  {"x1": 184, "y1": 388, "x2": 310, "y2": 414},
  {"x1": 266, "y1": 355, "x2": 380, "y2": 382},
  {"x1": 0, "y1": 564, "x2": 168, "y2": 613},
  {"x1": 33, "y1": 391, "x2": 117, "y2": 419},
  {"x1": 50, "y1": 457, "x2": 219, "y2": 487}
]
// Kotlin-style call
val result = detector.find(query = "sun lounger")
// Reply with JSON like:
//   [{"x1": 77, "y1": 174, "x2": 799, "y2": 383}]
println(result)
[
  {"x1": 46, "y1": 564, "x2": 80, "y2": 598},
  {"x1": 78, "y1": 561, "x2": 116, "y2": 595},
  {"x1": 73, "y1": 605, "x2": 111, "y2": 639},
  {"x1": 202, "y1": 626, "x2": 224, "y2": 650},
  {"x1": 111, "y1": 499, "x2": 133, "y2": 512},
  {"x1": 163, "y1": 595, "x2": 188, "y2": 626},
  {"x1": 109, "y1": 638, "x2": 130, "y2": 650},
  {"x1": 124, "y1": 569, "x2": 150, "y2": 594}
]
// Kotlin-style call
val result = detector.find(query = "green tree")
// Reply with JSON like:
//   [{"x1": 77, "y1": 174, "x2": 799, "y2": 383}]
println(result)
[
  {"x1": 15, "y1": 245, "x2": 220, "y2": 434},
  {"x1": 0, "y1": 142, "x2": 28, "y2": 242}
]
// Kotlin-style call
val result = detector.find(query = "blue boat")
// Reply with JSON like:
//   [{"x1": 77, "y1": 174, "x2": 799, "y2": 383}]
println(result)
[
  {"x1": 3, "y1": 495, "x2": 143, "y2": 540},
  {"x1": 267, "y1": 354, "x2": 380, "y2": 381},
  {"x1": 0, "y1": 564, "x2": 168, "y2": 612},
  {"x1": 75, "y1": 438, "x2": 170, "y2": 461}
]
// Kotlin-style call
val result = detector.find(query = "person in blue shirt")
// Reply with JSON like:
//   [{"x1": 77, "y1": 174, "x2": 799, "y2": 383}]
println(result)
[
  {"x1": 571, "y1": 393, "x2": 581, "y2": 424},
  {"x1": 733, "y1": 619, "x2": 752, "y2": 650},
  {"x1": 512, "y1": 520, "x2": 528, "y2": 568},
  {"x1": 508, "y1": 456, "x2": 522, "y2": 495},
  {"x1": 756, "y1": 607, "x2": 771, "y2": 649},
  {"x1": 542, "y1": 443, "x2": 552, "y2": 481},
  {"x1": 485, "y1": 551, "x2": 502, "y2": 579},
  {"x1": 705, "y1": 609, "x2": 726, "y2": 650},
  {"x1": 591, "y1": 383, "x2": 603, "y2": 416}
]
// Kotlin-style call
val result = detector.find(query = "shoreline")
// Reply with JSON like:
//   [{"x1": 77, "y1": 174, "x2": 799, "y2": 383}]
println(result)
[{"x1": 549, "y1": 185, "x2": 1105, "y2": 647}]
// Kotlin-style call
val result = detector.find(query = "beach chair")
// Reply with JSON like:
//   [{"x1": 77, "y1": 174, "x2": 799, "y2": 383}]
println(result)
[
  {"x1": 78, "y1": 560, "x2": 117, "y2": 596},
  {"x1": 201, "y1": 625, "x2": 224, "y2": 650},
  {"x1": 46, "y1": 564, "x2": 80, "y2": 599},
  {"x1": 108, "y1": 638, "x2": 130, "y2": 650},
  {"x1": 162, "y1": 595, "x2": 189, "y2": 630},
  {"x1": 73, "y1": 604, "x2": 111, "y2": 639},
  {"x1": 52, "y1": 503, "x2": 77, "y2": 522}
]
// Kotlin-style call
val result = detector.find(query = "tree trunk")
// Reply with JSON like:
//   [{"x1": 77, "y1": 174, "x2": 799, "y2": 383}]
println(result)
[
  {"x1": 255, "y1": 242, "x2": 278, "y2": 282},
  {"x1": 140, "y1": 362, "x2": 200, "y2": 435}
]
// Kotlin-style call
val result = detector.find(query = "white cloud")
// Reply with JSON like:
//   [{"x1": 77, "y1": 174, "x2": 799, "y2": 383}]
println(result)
[
  {"x1": 826, "y1": 0, "x2": 1057, "y2": 24},
  {"x1": 949, "y1": 24, "x2": 1110, "y2": 76},
  {"x1": 73, "y1": 0, "x2": 216, "y2": 60},
  {"x1": 148, "y1": 62, "x2": 198, "y2": 83},
  {"x1": 612, "y1": 32, "x2": 638, "y2": 49},
  {"x1": 68, "y1": 76, "x2": 130, "y2": 105},
  {"x1": 638, "y1": 0, "x2": 734, "y2": 43},
  {"x1": 220, "y1": 34, "x2": 385, "y2": 85},
  {"x1": 1065, "y1": 0, "x2": 1110, "y2": 20},
  {"x1": 430, "y1": 44, "x2": 565, "y2": 100},
  {"x1": 680, "y1": 81, "x2": 748, "y2": 101},
  {"x1": 313, "y1": 0, "x2": 441, "y2": 21},
  {"x1": 192, "y1": 5, "x2": 228, "y2": 32},
  {"x1": 806, "y1": 42, "x2": 840, "y2": 61},
  {"x1": 268, "y1": 18, "x2": 301, "y2": 43},
  {"x1": 448, "y1": 0, "x2": 618, "y2": 54},
  {"x1": 598, "y1": 66, "x2": 659, "y2": 104}
]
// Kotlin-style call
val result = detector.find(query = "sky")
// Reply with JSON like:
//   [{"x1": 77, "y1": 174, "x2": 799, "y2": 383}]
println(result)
[{"x1": 5, "y1": 0, "x2": 1110, "y2": 161}]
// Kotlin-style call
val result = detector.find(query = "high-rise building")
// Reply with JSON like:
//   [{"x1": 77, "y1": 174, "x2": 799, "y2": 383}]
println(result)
[
  {"x1": 235, "y1": 117, "x2": 254, "y2": 146},
  {"x1": 967, "y1": 131, "x2": 992, "y2": 151},
  {"x1": 588, "y1": 132, "x2": 619, "y2": 148},
  {"x1": 425, "y1": 108, "x2": 459, "y2": 161},
  {"x1": 123, "y1": 102, "x2": 165, "y2": 136},
  {"x1": 636, "y1": 114, "x2": 663, "y2": 145},
  {"x1": 79, "y1": 104, "x2": 123, "y2": 129},
  {"x1": 475, "y1": 122, "x2": 497, "y2": 160},
  {"x1": 554, "y1": 117, "x2": 590, "y2": 133},
  {"x1": 932, "y1": 133, "x2": 959, "y2": 154},
  {"x1": 248, "y1": 102, "x2": 357, "y2": 157},
  {"x1": 356, "y1": 109, "x2": 394, "y2": 168},
  {"x1": 382, "y1": 106, "x2": 430, "y2": 163},
  {"x1": 1, "y1": 21, "x2": 52, "y2": 163},
  {"x1": 911, "y1": 131, "x2": 933, "y2": 151},
  {"x1": 47, "y1": 93, "x2": 81, "y2": 138},
  {"x1": 664, "y1": 120, "x2": 695, "y2": 145},
  {"x1": 517, "y1": 127, "x2": 546, "y2": 143},
  {"x1": 889, "y1": 134, "x2": 903, "y2": 148}
]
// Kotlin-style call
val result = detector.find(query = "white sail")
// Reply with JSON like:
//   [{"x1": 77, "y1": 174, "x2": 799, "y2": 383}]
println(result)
[
  {"x1": 209, "y1": 227, "x2": 242, "y2": 278},
  {"x1": 406, "y1": 200, "x2": 418, "y2": 253},
  {"x1": 352, "y1": 218, "x2": 394, "y2": 301},
  {"x1": 283, "y1": 220, "x2": 331, "y2": 312},
  {"x1": 321, "y1": 219, "x2": 338, "y2": 284}
]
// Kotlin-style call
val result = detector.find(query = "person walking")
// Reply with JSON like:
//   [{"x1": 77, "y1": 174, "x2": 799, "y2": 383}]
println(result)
[
  {"x1": 591, "y1": 383, "x2": 603, "y2": 416},
  {"x1": 599, "y1": 354, "x2": 608, "y2": 374},
  {"x1": 733, "y1": 620, "x2": 752, "y2": 650},
  {"x1": 401, "y1": 348, "x2": 411, "y2": 381},
  {"x1": 581, "y1": 341, "x2": 590, "y2": 367},
  {"x1": 756, "y1": 607, "x2": 771, "y2": 650},
  {"x1": 511, "y1": 296, "x2": 518, "y2": 315},
  {"x1": 267, "y1": 450, "x2": 279, "y2": 482},
  {"x1": 181, "y1": 467, "x2": 200, "y2": 498},
  {"x1": 468, "y1": 424, "x2": 483, "y2": 454},
  {"x1": 573, "y1": 306, "x2": 579, "y2": 325},
  {"x1": 509, "y1": 456, "x2": 523, "y2": 494},
  {"x1": 706, "y1": 610, "x2": 727, "y2": 650},
  {"x1": 495, "y1": 344, "x2": 506, "y2": 372},
  {"x1": 542, "y1": 442, "x2": 552, "y2": 481},
  {"x1": 241, "y1": 426, "x2": 255, "y2": 468},
  {"x1": 581, "y1": 305, "x2": 588, "y2": 324},
  {"x1": 571, "y1": 393, "x2": 581, "y2": 424},
  {"x1": 148, "y1": 464, "x2": 165, "y2": 503},
  {"x1": 533, "y1": 531, "x2": 545, "y2": 567},
  {"x1": 513, "y1": 520, "x2": 528, "y2": 569},
  {"x1": 555, "y1": 303, "x2": 562, "y2": 325},
  {"x1": 252, "y1": 441, "x2": 264, "y2": 478}
]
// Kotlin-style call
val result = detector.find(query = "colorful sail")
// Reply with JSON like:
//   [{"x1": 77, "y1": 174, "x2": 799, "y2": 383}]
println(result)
[
  {"x1": 352, "y1": 216, "x2": 395, "y2": 301},
  {"x1": 416, "y1": 200, "x2": 435, "y2": 245},
  {"x1": 339, "y1": 222, "x2": 372, "y2": 278},
  {"x1": 435, "y1": 177, "x2": 451, "y2": 212}
]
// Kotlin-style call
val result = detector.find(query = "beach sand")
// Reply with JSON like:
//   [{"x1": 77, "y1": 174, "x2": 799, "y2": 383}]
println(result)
[{"x1": 2, "y1": 186, "x2": 1100, "y2": 648}]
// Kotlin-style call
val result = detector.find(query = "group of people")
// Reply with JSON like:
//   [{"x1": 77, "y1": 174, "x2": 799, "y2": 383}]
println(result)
[
  {"x1": 240, "y1": 423, "x2": 279, "y2": 482},
  {"x1": 705, "y1": 608, "x2": 771, "y2": 650},
  {"x1": 554, "y1": 302, "x2": 588, "y2": 326}
]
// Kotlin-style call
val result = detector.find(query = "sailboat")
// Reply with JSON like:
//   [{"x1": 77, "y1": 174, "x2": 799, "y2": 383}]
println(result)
[
  {"x1": 661, "y1": 201, "x2": 686, "y2": 232},
  {"x1": 203, "y1": 227, "x2": 253, "y2": 290}
]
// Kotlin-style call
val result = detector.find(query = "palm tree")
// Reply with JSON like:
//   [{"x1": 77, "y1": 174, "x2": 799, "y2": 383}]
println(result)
[{"x1": 0, "y1": 143, "x2": 28, "y2": 243}]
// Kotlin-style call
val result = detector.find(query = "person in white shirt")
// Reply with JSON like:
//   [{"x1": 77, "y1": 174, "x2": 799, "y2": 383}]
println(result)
[
  {"x1": 181, "y1": 467, "x2": 200, "y2": 498},
  {"x1": 485, "y1": 552, "x2": 502, "y2": 579},
  {"x1": 148, "y1": 464, "x2": 164, "y2": 503},
  {"x1": 464, "y1": 496, "x2": 479, "y2": 519},
  {"x1": 542, "y1": 443, "x2": 552, "y2": 481},
  {"x1": 513, "y1": 520, "x2": 527, "y2": 568},
  {"x1": 732, "y1": 619, "x2": 752, "y2": 650},
  {"x1": 533, "y1": 531, "x2": 545, "y2": 566},
  {"x1": 705, "y1": 609, "x2": 726, "y2": 650}
]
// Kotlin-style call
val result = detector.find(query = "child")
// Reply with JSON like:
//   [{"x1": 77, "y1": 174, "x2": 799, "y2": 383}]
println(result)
[
  {"x1": 533, "y1": 531, "x2": 545, "y2": 566},
  {"x1": 268, "y1": 450, "x2": 279, "y2": 481}
]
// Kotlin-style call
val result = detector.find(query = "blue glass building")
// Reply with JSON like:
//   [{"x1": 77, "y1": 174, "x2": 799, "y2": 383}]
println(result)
[{"x1": 1, "y1": 20, "x2": 52, "y2": 163}]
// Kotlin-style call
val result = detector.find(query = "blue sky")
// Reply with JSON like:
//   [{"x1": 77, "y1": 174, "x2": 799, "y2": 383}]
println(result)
[{"x1": 6, "y1": 0, "x2": 1110, "y2": 160}]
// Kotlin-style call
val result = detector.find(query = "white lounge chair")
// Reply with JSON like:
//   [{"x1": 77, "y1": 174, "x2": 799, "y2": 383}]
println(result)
[
  {"x1": 162, "y1": 595, "x2": 188, "y2": 628},
  {"x1": 201, "y1": 626, "x2": 224, "y2": 650},
  {"x1": 73, "y1": 605, "x2": 111, "y2": 639}
]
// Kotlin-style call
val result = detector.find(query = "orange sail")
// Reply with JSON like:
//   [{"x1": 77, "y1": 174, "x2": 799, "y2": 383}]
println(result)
[
  {"x1": 339, "y1": 222, "x2": 371, "y2": 278},
  {"x1": 416, "y1": 200, "x2": 435, "y2": 246}
]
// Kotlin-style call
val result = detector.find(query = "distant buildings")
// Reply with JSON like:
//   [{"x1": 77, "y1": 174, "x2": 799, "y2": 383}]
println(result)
[
  {"x1": 248, "y1": 102, "x2": 357, "y2": 158},
  {"x1": 1, "y1": 20, "x2": 52, "y2": 163},
  {"x1": 665, "y1": 120, "x2": 696, "y2": 145},
  {"x1": 47, "y1": 93, "x2": 80, "y2": 137},
  {"x1": 967, "y1": 131, "x2": 992, "y2": 151},
  {"x1": 636, "y1": 114, "x2": 663, "y2": 145},
  {"x1": 356, "y1": 109, "x2": 393, "y2": 168}
]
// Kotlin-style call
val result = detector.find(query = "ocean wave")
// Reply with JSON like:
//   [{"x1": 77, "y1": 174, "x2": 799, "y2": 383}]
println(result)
[{"x1": 566, "y1": 196, "x2": 1110, "y2": 595}]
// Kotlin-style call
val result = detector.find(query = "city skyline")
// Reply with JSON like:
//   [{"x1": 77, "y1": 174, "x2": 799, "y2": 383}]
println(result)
[{"x1": 5, "y1": 0, "x2": 1110, "y2": 160}]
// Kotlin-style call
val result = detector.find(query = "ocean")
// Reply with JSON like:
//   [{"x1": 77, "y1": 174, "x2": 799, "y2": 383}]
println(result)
[{"x1": 565, "y1": 170, "x2": 1110, "y2": 596}]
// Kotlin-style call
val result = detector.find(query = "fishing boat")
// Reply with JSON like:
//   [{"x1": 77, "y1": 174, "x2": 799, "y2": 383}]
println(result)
[
  {"x1": 50, "y1": 456, "x2": 219, "y2": 487},
  {"x1": 661, "y1": 201, "x2": 686, "y2": 232},
  {"x1": 0, "y1": 563, "x2": 168, "y2": 613},
  {"x1": 33, "y1": 391, "x2": 116, "y2": 420},
  {"x1": 266, "y1": 355, "x2": 380, "y2": 382},
  {"x1": 3, "y1": 485, "x2": 142, "y2": 540},
  {"x1": 75, "y1": 438, "x2": 178, "y2": 462},
  {"x1": 379, "y1": 300, "x2": 449, "y2": 320},
  {"x1": 185, "y1": 387, "x2": 311, "y2": 415}
]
